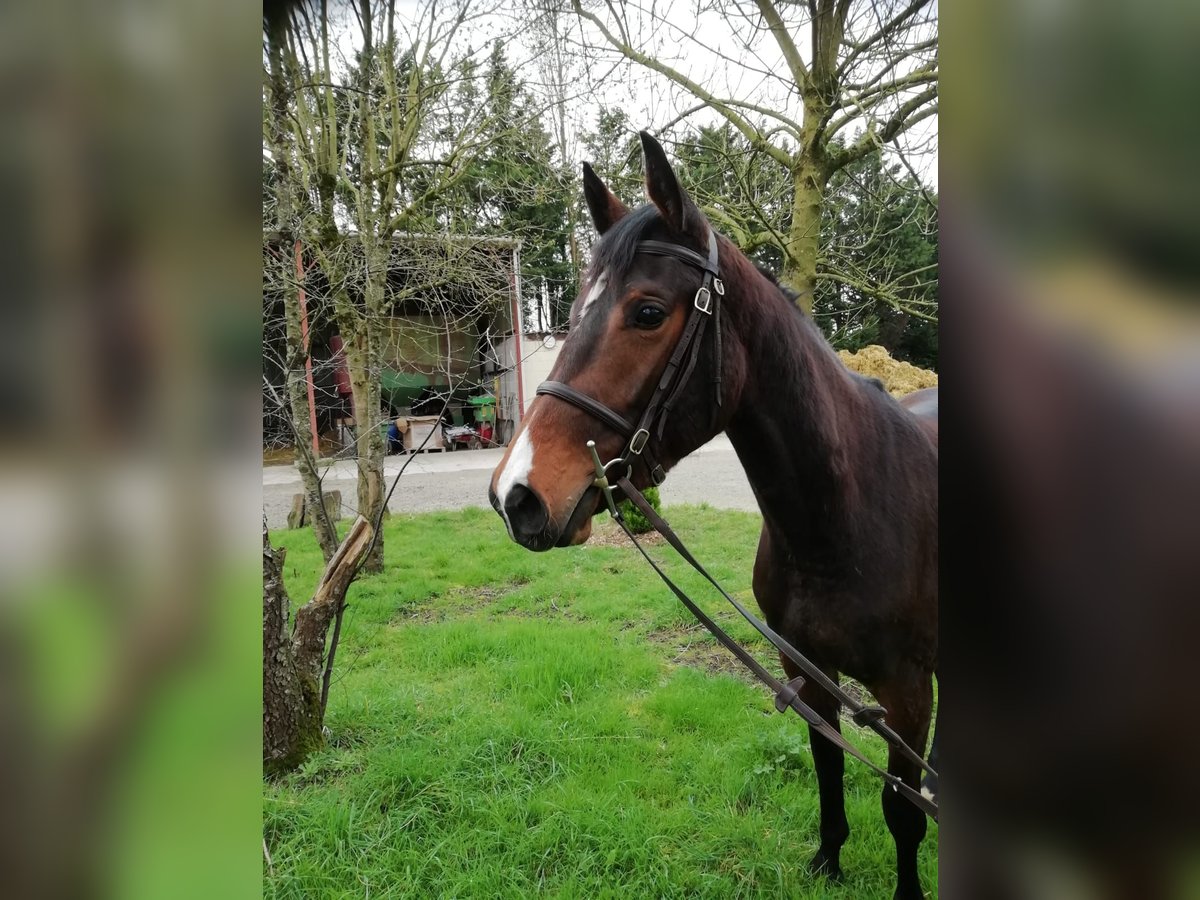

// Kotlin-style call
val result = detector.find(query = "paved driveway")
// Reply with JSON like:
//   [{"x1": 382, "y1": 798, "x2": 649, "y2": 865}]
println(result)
[{"x1": 263, "y1": 433, "x2": 760, "y2": 529}]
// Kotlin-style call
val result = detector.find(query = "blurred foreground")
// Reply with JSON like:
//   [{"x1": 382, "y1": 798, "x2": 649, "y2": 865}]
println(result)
[
  {"x1": 0, "y1": 0, "x2": 261, "y2": 897},
  {"x1": 945, "y1": 2, "x2": 1200, "y2": 897}
]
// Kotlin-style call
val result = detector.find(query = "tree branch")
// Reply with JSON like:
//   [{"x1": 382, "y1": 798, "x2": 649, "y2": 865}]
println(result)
[
  {"x1": 837, "y1": 0, "x2": 933, "y2": 79},
  {"x1": 571, "y1": 0, "x2": 795, "y2": 170},
  {"x1": 292, "y1": 516, "x2": 374, "y2": 684},
  {"x1": 827, "y1": 86, "x2": 937, "y2": 172},
  {"x1": 753, "y1": 0, "x2": 812, "y2": 95},
  {"x1": 824, "y1": 62, "x2": 938, "y2": 137},
  {"x1": 819, "y1": 270, "x2": 938, "y2": 321}
]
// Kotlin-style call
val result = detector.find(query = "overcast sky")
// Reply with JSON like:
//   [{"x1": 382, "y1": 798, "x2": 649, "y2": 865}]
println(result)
[{"x1": 333, "y1": 0, "x2": 938, "y2": 187}]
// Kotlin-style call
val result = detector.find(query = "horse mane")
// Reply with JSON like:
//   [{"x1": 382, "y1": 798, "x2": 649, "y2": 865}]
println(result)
[
  {"x1": 750, "y1": 263, "x2": 888, "y2": 393},
  {"x1": 753, "y1": 265, "x2": 805, "y2": 310}
]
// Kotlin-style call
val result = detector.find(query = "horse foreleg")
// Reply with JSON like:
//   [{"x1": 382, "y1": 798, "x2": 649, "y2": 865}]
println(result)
[
  {"x1": 786, "y1": 656, "x2": 850, "y2": 882},
  {"x1": 876, "y1": 672, "x2": 934, "y2": 900}
]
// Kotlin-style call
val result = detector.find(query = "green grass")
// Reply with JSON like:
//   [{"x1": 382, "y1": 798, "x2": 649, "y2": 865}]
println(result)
[{"x1": 264, "y1": 506, "x2": 937, "y2": 899}]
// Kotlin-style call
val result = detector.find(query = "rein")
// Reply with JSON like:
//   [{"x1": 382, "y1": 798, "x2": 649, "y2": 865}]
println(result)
[
  {"x1": 538, "y1": 228, "x2": 939, "y2": 822},
  {"x1": 604, "y1": 461, "x2": 938, "y2": 821}
]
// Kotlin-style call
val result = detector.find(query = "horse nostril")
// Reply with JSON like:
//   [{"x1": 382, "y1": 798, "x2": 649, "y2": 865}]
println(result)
[{"x1": 503, "y1": 483, "x2": 548, "y2": 538}]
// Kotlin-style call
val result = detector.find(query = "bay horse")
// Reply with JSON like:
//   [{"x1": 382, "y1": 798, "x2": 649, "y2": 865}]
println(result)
[{"x1": 488, "y1": 132, "x2": 938, "y2": 900}]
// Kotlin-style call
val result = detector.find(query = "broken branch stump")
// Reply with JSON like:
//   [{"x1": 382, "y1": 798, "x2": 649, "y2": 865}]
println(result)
[{"x1": 287, "y1": 490, "x2": 344, "y2": 530}]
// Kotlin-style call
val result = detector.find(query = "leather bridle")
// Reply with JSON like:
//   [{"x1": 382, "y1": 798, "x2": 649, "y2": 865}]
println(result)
[
  {"x1": 536, "y1": 226, "x2": 725, "y2": 489},
  {"x1": 531, "y1": 226, "x2": 939, "y2": 820}
]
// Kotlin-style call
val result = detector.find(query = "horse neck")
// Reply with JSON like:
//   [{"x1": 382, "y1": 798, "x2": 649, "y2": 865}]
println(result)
[{"x1": 724, "y1": 280, "x2": 873, "y2": 561}]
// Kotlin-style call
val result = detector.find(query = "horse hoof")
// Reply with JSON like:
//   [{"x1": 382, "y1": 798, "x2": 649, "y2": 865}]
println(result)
[{"x1": 808, "y1": 851, "x2": 844, "y2": 882}]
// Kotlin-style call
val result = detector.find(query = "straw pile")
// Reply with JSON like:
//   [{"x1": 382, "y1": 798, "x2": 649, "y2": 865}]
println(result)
[{"x1": 836, "y1": 344, "x2": 938, "y2": 397}]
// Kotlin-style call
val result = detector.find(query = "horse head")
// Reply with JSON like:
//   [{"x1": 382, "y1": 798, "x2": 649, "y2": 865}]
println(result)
[{"x1": 489, "y1": 132, "x2": 746, "y2": 550}]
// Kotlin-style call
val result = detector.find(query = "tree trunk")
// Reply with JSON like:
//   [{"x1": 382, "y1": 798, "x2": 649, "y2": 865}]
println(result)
[
  {"x1": 263, "y1": 516, "x2": 374, "y2": 774},
  {"x1": 262, "y1": 528, "x2": 323, "y2": 774},
  {"x1": 343, "y1": 324, "x2": 385, "y2": 574},
  {"x1": 781, "y1": 85, "x2": 835, "y2": 316},
  {"x1": 285, "y1": 352, "x2": 339, "y2": 564},
  {"x1": 782, "y1": 153, "x2": 825, "y2": 316}
]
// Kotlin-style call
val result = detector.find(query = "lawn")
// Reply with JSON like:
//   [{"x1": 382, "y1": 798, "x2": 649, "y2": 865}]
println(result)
[{"x1": 264, "y1": 505, "x2": 937, "y2": 899}]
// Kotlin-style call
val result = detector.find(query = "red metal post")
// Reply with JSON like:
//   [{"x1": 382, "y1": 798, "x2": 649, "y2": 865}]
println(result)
[{"x1": 295, "y1": 239, "x2": 321, "y2": 458}]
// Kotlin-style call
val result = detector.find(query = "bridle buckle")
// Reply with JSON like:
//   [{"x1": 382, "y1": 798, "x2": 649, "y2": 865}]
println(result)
[
  {"x1": 629, "y1": 428, "x2": 650, "y2": 455},
  {"x1": 694, "y1": 286, "x2": 712, "y2": 314}
]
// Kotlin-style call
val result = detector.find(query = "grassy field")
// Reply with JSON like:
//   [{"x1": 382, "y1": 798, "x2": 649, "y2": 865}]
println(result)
[{"x1": 264, "y1": 506, "x2": 937, "y2": 898}]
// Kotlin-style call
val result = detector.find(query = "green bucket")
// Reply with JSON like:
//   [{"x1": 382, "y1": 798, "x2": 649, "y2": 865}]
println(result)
[{"x1": 469, "y1": 394, "x2": 496, "y2": 423}]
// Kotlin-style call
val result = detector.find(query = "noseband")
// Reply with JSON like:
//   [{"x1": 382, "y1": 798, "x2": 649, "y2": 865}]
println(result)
[{"x1": 535, "y1": 226, "x2": 725, "y2": 487}]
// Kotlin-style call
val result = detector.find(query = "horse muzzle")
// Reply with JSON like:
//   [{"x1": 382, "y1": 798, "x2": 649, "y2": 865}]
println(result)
[{"x1": 488, "y1": 481, "x2": 601, "y2": 551}]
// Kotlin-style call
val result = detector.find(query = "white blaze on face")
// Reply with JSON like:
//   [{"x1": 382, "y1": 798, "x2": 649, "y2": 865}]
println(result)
[
  {"x1": 577, "y1": 271, "x2": 608, "y2": 323},
  {"x1": 495, "y1": 417, "x2": 536, "y2": 539}
]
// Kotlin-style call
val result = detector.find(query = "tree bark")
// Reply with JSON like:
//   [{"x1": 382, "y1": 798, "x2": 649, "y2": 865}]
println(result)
[
  {"x1": 263, "y1": 528, "x2": 322, "y2": 774},
  {"x1": 782, "y1": 156, "x2": 824, "y2": 315},
  {"x1": 292, "y1": 515, "x2": 374, "y2": 674},
  {"x1": 282, "y1": 255, "x2": 338, "y2": 561},
  {"x1": 343, "y1": 320, "x2": 386, "y2": 574},
  {"x1": 781, "y1": 85, "x2": 833, "y2": 316},
  {"x1": 263, "y1": 516, "x2": 374, "y2": 775},
  {"x1": 285, "y1": 355, "x2": 339, "y2": 562}
]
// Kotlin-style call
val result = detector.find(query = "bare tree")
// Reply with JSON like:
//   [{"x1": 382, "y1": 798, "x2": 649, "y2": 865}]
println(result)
[
  {"x1": 260, "y1": 230, "x2": 516, "y2": 769},
  {"x1": 569, "y1": 0, "x2": 937, "y2": 313},
  {"x1": 266, "y1": 0, "x2": 518, "y2": 571}
]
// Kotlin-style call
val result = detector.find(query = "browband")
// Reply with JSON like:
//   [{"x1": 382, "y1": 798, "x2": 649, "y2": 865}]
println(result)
[{"x1": 636, "y1": 239, "x2": 719, "y2": 277}]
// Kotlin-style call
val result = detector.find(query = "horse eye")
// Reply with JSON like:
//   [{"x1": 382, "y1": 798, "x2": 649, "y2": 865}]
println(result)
[{"x1": 634, "y1": 304, "x2": 666, "y2": 328}]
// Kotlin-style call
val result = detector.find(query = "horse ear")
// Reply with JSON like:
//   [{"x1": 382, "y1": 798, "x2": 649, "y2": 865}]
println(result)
[
  {"x1": 582, "y1": 162, "x2": 628, "y2": 235},
  {"x1": 640, "y1": 131, "x2": 701, "y2": 237}
]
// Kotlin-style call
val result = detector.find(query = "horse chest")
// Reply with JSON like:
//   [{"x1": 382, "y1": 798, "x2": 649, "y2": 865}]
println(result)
[{"x1": 754, "y1": 545, "x2": 921, "y2": 684}]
